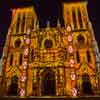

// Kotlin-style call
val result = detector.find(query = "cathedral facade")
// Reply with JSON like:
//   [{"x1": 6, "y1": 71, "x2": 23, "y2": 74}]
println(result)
[{"x1": 1, "y1": 0, "x2": 100, "y2": 97}]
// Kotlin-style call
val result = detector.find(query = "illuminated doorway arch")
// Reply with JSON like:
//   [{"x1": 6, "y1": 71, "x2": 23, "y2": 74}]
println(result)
[
  {"x1": 81, "y1": 73, "x2": 94, "y2": 95},
  {"x1": 8, "y1": 75, "x2": 18, "y2": 96},
  {"x1": 41, "y1": 68, "x2": 56, "y2": 96}
]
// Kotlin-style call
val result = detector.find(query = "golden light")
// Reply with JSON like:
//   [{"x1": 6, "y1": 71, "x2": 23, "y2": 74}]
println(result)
[
  {"x1": 22, "y1": 61, "x2": 27, "y2": 69},
  {"x1": 68, "y1": 45, "x2": 74, "y2": 53},
  {"x1": 69, "y1": 59, "x2": 75, "y2": 67},
  {"x1": 21, "y1": 73, "x2": 27, "y2": 82},
  {"x1": 72, "y1": 88, "x2": 77, "y2": 96},
  {"x1": 26, "y1": 28, "x2": 31, "y2": 35},
  {"x1": 66, "y1": 25, "x2": 72, "y2": 32},
  {"x1": 25, "y1": 38, "x2": 30, "y2": 45},
  {"x1": 71, "y1": 72, "x2": 76, "y2": 80},
  {"x1": 20, "y1": 88, "x2": 26, "y2": 96},
  {"x1": 24, "y1": 48, "x2": 29, "y2": 56},
  {"x1": 68, "y1": 35, "x2": 73, "y2": 42}
]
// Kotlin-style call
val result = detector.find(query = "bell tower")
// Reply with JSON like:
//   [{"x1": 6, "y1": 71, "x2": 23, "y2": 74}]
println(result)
[
  {"x1": 1, "y1": 6, "x2": 37, "y2": 96},
  {"x1": 63, "y1": 1, "x2": 100, "y2": 95},
  {"x1": 0, "y1": 0, "x2": 100, "y2": 97}
]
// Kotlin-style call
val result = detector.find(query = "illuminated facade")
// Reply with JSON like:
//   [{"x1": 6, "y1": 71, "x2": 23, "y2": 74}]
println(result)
[{"x1": 1, "y1": 1, "x2": 100, "y2": 97}]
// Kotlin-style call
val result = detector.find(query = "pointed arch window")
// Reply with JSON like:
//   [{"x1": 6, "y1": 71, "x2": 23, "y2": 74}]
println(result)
[
  {"x1": 86, "y1": 51, "x2": 91, "y2": 63},
  {"x1": 77, "y1": 8, "x2": 83, "y2": 29},
  {"x1": 76, "y1": 51, "x2": 80, "y2": 63},
  {"x1": 16, "y1": 13, "x2": 20, "y2": 33},
  {"x1": 19, "y1": 53, "x2": 22, "y2": 65},
  {"x1": 10, "y1": 54, "x2": 13, "y2": 66},
  {"x1": 72, "y1": 8, "x2": 77, "y2": 29},
  {"x1": 32, "y1": 18, "x2": 34, "y2": 29},
  {"x1": 31, "y1": 49, "x2": 34, "y2": 62},
  {"x1": 64, "y1": 48, "x2": 67, "y2": 60},
  {"x1": 21, "y1": 14, "x2": 25, "y2": 32}
]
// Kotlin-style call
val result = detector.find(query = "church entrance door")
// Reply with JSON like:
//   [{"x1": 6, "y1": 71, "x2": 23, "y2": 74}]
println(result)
[
  {"x1": 42, "y1": 68, "x2": 56, "y2": 96},
  {"x1": 81, "y1": 73, "x2": 94, "y2": 95}
]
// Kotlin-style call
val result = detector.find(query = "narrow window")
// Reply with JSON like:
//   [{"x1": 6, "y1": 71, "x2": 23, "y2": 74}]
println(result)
[
  {"x1": 72, "y1": 8, "x2": 77, "y2": 29},
  {"x1": 16, "y1": 14, "x2": 20, "y2": 33},
  {"x1": 76, "y1": 51, "x2": 80, "y2": 63},
  {"x1": 31, "y1": 49, "x2": 34, "y2": 62},
  {"x1": 32, "y1": 18, "x2": 34, "y2": 29},
  {"x1": 77, "y1": 8, "x2": 83, "y2": 29},
  {"x1": 64, "y1": 48, "x2": 67, "y2": 60},
  {"x1": 87, "y1": 51, "x2": 91, "y2": 63},
  {"x1": 21, "y1": 14, "x2": 25, "y2": 32},
  {"x1": 19, "y1": 53, "x2": 22, "y2": 65},
  {"x1": 10, "y1": 54, "x2": 13, "y2": 66}
]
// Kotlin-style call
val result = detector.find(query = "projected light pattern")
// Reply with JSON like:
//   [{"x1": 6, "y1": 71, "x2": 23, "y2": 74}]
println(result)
[{"x1": 0, "y1": 1, "x2": 100, "y2": 97}]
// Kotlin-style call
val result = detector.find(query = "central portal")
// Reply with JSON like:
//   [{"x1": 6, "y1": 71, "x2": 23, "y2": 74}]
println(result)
[{"x1": 41, "y1": 68, "x2": 56, "y2": 96}]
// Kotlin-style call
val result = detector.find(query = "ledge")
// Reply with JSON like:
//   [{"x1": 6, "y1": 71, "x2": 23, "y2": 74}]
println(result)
[{"x1": 0, "y1": 96, "x2": 100, "y2": 100}]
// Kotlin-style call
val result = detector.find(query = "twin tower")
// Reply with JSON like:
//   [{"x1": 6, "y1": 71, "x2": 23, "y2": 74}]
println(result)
[{"x1": 0, "y1": 0, "x2": 100, "y2": 97}]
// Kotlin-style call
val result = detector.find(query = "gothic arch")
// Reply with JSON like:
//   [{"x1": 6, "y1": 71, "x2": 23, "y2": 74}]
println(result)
[
  {"x1": 78, "y1": 73, "x2": 94, "y2": 96},
  {"x1": 73, "y1": 32, "x2": 87, "y2": 48},
  {"x1": 8, "y1": 75, "x2": 18, "y2": 96},
  {"x1": 40, "y1": 67, "x2": 56, "y2": 96},
  {"x1": 41, "y1": 37, "x2": 56, "y2": 49}
]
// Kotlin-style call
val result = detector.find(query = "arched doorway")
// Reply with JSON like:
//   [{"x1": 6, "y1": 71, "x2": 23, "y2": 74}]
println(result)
[
  {"x1": 8, "y1": 75, "x2": 18, "y2": 96},
  {"x1": 41, "y1": 68, "x2": 56, "y2": 96},
  {"x1": 81, "y1": 73, "x2": 94, "y2": 95}
]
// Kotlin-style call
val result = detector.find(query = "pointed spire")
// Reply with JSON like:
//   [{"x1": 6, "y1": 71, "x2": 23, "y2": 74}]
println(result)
[
  {"x1": 36, "y1": 20, "x2": 39, "y2": 30},
  {"x1": 47, "y1": 20, "x2": 50, "y2": 29},
  {"x1": 57, "y1": 19, "x2": 61, "y2": 27},
  {"x1": 34, "y1": 19, "x2": 37, "y2": 30}
]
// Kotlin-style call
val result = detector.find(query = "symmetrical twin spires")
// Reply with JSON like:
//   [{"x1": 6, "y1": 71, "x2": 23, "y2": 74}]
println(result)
[
  {"x1": 10, "y1": 1, "x2": 89, "y2": 34},
  {"x1": 0, "y1": 0, "x2": 100, "y2": 97}
]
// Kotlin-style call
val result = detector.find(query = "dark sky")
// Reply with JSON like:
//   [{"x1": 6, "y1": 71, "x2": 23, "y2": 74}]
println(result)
[{"x1": 0, "y1": 0, "x2": 100, "y2": 58}]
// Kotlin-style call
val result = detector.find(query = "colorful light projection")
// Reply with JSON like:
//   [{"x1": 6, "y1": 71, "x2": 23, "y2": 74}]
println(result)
[
  {"x1": 20, "y1": 28, "x2": 31, "y2": 96},
  {"x1": 69, "y1": 59, "x2": 75, "y2": 67},
  {"x1": 68, "y1": 45, "x2": 74, "y2": 53},
  {"x1": 68, "y1": 35, "x2": 73, "y2": 42},
  {"x1": 67, "y1": 25, "x2": 77, "y2": 96},
  {"x1": 66, "y1": 25, "x2": 72, "y2": 32}
]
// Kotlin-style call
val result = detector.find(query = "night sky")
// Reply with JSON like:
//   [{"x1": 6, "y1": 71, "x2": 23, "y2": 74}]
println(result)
[{"x1": 0, "y1": 0, "x2": 100, "y2": 59}]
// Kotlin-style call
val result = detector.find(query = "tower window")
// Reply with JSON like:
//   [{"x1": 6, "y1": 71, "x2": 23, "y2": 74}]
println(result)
[
  {"x1": 72, "y1": 8, "x2": 77, "y2": 29},
  {"x1": 19, "y1": 53, "x2": 22, "y2": 65},
  {"x1": 76, "y1": 51, "x2": 80, "y2": 63},
  {"x1": 31, "y1": 49, "x2": 34, "y2": 62},
  {"x1": 21, "y1": 14, "x2": 25, "y2": 32},
  {"x1": 77, "y1": 34, "x2": 85, "y2": 45},
  {"x1": 86, "y1": 51, "x2": 91, "y2": 63},
  {"x1": 32, "y1": 18, "x2": 34, "y2": 29},
  {"x1": 64, "y1": 48, "x2": 67, "y2": 60},
  {"x1": 10, "y1": 54, "x2": 13, "y2": 66},
  {"x1": 16, "y1": 13, "x2": 20, "y2": 33},
  {"x1": 14, "y1": 38, "x2": 21, "y2": 48},
  {"x1": 77, "y1": 8, "x2": 83, "y2": 29}
]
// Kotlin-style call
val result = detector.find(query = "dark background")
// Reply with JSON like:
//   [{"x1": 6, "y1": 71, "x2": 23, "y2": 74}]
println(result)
[{"x1": 0, "y1": 0, "x2": 100, "y2": 59}]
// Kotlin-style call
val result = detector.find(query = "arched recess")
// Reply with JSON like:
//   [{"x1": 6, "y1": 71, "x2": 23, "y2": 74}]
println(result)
[
  {"x1": 41, "y1": 68, "x2": 56, "y2": 96},
  {"x1": 8, "y1": 75, "x2": 18, "y2": 96},
  {"x1": 80, "y1": 73, "x2": 94, "y2": 96},
  {"x1": 41, "y1": 37, "x2": 56, "y2": 49}
]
